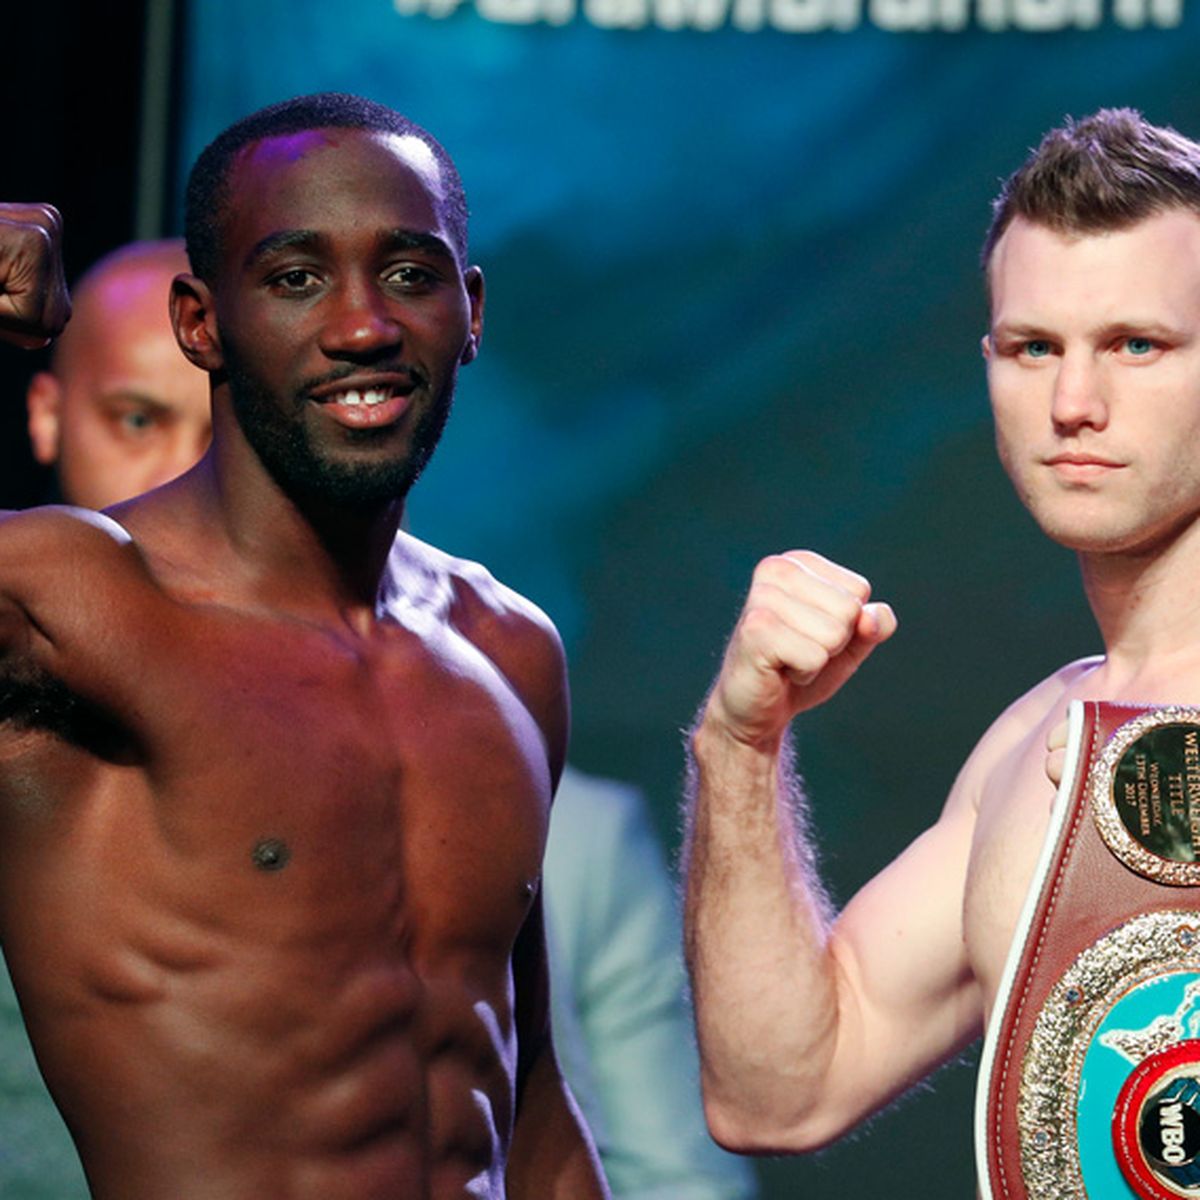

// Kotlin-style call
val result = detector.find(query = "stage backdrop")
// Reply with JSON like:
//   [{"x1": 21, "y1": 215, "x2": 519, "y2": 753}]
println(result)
[{"x1": 176, "y1": 3, "x2": 1197, "y2": 1194}]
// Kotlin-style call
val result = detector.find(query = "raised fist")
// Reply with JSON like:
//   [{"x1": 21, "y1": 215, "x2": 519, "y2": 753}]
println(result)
[
  {"x1": 0, "y1": 204, "x2": 69, "y2": 348},
  {"x1": 704, "y1": 550, "x2": 896, "y2": 749}
]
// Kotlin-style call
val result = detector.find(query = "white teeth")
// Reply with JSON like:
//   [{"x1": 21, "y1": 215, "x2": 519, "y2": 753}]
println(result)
[{"x1": 331, "y1": 387, "x2": 390, "y2": 407}]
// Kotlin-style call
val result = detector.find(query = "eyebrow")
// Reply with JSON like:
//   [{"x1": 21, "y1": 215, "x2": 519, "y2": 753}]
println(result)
[
  {"x1": 243, "y1": 228, "x2": 456, "y2": 271},
  {"x1": 991, "y1": 319, "x2": 1188, "y2": 342},
  {"x1": 243, "y1": 229, "x2": 321, "y2": 270},
  {"x1": 96, "y1": 391, "x2": 177, "y2": 414},
  {"x1": 379, "y1": 230, "x2": 456, "y2": 260},
  {"x1": 988, "y1": 322, "x2": 1050, "y2": 342}
]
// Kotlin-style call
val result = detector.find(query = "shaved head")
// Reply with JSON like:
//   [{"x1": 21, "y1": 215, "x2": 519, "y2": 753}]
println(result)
[{"x1": 27, "y1": 239, "x2": 212, "y2": 509}]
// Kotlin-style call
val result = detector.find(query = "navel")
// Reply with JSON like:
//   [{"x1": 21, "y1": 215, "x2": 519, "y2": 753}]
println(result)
[{"x1": 251, "y1": 837, "x2": 291, "y2": 872}]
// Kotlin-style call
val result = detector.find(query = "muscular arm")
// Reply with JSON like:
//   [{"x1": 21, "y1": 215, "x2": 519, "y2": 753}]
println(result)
[
  {"x1": 0, "y1": 508, "x2": 138, "y2": 709},
  {"x1": 0, "y1": 204, "x2": 69, "y2": 641},
  {"x1": 507, "y1": 893, "x2": 609, "y2": 1199},
  {"x1": 683, "y1": 551, "x2": 981, "y2": 1153}
]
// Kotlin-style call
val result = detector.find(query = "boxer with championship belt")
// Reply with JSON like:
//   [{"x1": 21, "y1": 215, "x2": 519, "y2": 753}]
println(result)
[
  {"x1": 682, "y1": 111, "x2": 1200, "y2": 1194},
  {"x1": 980, "y1": 701, "x2": 1200, "y2": 1199}
]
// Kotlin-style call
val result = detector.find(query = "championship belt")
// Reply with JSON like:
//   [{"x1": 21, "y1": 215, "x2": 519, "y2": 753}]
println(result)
[{"x1": 977, "y1": 701, "x2": 1200, "y2": 1200}]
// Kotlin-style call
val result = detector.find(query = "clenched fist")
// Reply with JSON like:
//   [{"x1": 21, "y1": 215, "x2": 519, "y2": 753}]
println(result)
[
  {"x1": 703, "y1": 550, "x2": 897, "y2": 750},
  {"x1": 0, "y1": 204, "x2": 69, "y2": 348}
]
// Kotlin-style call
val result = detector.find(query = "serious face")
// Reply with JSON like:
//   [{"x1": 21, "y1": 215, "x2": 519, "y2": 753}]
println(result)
[
  {"x1": 204, "y1": 128, "x2": 482, "y2": 509},
  {"x1": 985, "y1": 211, "x2": 1200, "y2": 557},
  {"x1": 27, "y1": 246, "x2": 211, "y2": 509}
]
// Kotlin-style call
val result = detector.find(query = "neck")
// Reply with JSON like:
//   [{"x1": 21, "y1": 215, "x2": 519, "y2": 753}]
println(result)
[
  {"x1": 1080, "y1": 518, "x2": 1200, "y2": 691},
  {"x1": 195, "y1": 407, "x2": 408, "y2": 622}
]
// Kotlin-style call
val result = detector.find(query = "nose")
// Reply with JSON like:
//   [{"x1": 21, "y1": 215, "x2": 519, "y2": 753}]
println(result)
[
  {"x1": 1050, "y1": 349, "x2": 1108, "y2": 434},
  {"x1": 318, "y1": 278, "x2": 403, "y2": 360}
]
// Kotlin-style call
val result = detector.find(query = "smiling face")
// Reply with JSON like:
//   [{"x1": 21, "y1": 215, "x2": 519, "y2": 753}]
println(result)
[
  {"x1": 190, "y1": 128, "x2": 482, "y2": 510},
  {"x1": 985, "y1": 211, "x2": 1200, "y2": 557}
]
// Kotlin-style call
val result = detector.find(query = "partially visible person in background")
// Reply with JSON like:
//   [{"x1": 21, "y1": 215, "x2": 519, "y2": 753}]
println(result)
[
  {"x1": 546, "y1": 769, "x2": 756, "y2": 1199},
  {"x1": 24, "y1": 239, "x2": 210, "y2": 508},
  {"x1": 4, "y1": 235, "x2": 755, "y2": 1200}
]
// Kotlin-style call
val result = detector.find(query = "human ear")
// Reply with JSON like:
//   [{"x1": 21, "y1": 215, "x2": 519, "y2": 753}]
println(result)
[
  {"x1": 460, "y1": 266, "x2": 484, "y2": 365},
  {"x1": 25, "y1": 370, "x2": 63, "y2": 465},
  {"x1": 171, "y1": 274, "x2": 222, "y2": 372},
  {"x1": 980, "y1": 333, "x2": 993, "y2": 361}
]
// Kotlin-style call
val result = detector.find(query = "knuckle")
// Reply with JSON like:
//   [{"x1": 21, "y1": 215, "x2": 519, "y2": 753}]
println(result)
[
  {"x1": 752, "y1": 554, "x2": 794, "y2": 587},
  {"x1": 738, "y1": 603, "x2": 781, "y2": 644},
  {"x1": 843, "y1": 571, "x2": 871, "y2": 602},
  {"x1": 13, "y1": 221, "x2": 53, "y2": 256},
  {"x1": 828, "y1": 590, "x2": 863, "y2": 629},
  {"x1": 30, "y1": 203, "x2": 62, "y2": 234}
]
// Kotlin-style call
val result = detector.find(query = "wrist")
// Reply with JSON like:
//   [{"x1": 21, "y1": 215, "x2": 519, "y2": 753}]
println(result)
[{"x1": 691, "y1": 703, "x2": 786, "y2": 779}]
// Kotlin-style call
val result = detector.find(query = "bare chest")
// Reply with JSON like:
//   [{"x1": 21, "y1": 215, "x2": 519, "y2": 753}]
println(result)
[
  {"x1": 963, "y1": 720, "x2": 1060, "y2": 1018},
  {"x1": 0, "y1": 610, "x2": 552, "y2": 962}
]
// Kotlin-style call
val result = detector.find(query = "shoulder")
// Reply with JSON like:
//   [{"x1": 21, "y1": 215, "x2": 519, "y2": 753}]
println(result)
[
  {"x1": 0, "y1": 503, "x2": 132, "y2": 551},
  {"x1": 389, "y1": 533, "x2": 569, "y2": 763},
  {"x1": 392, "y1": 532, "x2": 563, "y2": 662},
  {"x1": 0, "y1": 505, "x2": 151, "y2": 676},
  {"x1": 949, "y1": 655, "x2": 1101, "y2": 812},
  {"x1": 977, "y1": 655, "x2": 1100, "y2": 753},
  {"x1": 0, "y1": 504, "x2": 141, "y2": 600}
]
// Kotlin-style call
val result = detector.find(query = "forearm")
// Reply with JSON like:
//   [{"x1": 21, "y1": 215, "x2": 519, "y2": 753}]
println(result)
[{"x1": 683, "y1": 711, "x2": 845, "y2": 1153}]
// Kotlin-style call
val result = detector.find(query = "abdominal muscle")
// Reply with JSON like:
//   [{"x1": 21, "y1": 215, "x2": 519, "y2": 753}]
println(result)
[
  {"x1": 0, "y1": 770, "x2": 521, "y2": 1200},
  {"x1": 18, "y1": 918, "x2": 516, "y2": 1200}
]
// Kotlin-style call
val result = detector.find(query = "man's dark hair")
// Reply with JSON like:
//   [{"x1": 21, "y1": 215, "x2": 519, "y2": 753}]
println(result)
[
  {"x1": 184, "y1": 92, "x2": 469, "y2": 282},
  {"x1": 982, "y1": 108, "x2": 1200, "y2": 269}
]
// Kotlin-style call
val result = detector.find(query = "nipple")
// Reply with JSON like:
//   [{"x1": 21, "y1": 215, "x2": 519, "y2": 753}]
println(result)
[{"x1": 252, "y1": 837, "x2": 291, "y2": 872}]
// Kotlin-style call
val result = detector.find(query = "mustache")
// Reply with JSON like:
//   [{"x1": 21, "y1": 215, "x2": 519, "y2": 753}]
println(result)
[{"x1": 297, "y1": 363, "x2": 428, "y2": 397}]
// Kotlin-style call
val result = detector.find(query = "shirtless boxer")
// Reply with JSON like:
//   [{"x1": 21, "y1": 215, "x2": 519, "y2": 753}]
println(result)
[
  {"x1": 682, "y1": 107, "x2": 1200, "y2": 1157},
  {"x1": 0, "y1": 92, "x2": 606, "y2": 1199},
  {"x1": 7, "y1": 236, "x2": 744, "y2": 1197}
]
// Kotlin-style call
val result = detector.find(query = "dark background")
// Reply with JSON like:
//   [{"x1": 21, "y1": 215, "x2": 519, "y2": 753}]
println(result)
[
  {"x1": 0, "y1": 3, "x2": 158, "y2": 506},
  {"x1": 3, "y1": 2, "x2": 1193, "y2": 1196}
]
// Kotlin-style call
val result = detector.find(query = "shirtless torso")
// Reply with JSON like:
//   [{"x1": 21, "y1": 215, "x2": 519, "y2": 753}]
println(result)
[
  {"x1": 0, "y1": 497, "x2": 563, "y2": 1199},
  {"x1": 0, "y1": 98, "x2": 605, "y2": 1200}
]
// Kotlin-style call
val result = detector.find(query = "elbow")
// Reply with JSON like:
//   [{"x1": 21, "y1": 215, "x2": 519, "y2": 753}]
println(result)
[{"x1": 701, "y1": 1090, "x2": 846, "y2": 1157}]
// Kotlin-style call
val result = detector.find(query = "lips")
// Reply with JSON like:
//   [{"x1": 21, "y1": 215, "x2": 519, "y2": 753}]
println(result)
[
  {"x1": 1044, "y1": 452, "x2": 1125, "y2": 481},
  {"x1": 307, "y1": 373, "x2": 420, "y2": 430}
]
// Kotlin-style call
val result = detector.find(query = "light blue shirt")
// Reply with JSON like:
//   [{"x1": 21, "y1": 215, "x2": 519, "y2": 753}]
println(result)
[
  {"x1": 0, "y1": 962, "x2": 87, "y2": 1198},
  {"x1": 544, "y1": 767, "x2": 757, "y2": 1199}
]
